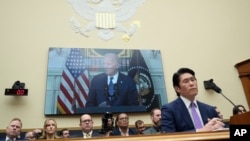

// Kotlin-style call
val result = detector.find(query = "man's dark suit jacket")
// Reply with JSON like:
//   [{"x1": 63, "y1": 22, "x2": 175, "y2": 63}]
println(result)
[
  {"x1": 86, "y1": 72, "x2": 139, "y2": 107},
  {"x1": 109, "y1": 128, "x2": 137, "y2": 136},
  {"x1": 161, "y1": 97, "x2": 220, "y2": 133},
  {"x1": 0, "y1": 136, "x2": 24, "y2": 141}
]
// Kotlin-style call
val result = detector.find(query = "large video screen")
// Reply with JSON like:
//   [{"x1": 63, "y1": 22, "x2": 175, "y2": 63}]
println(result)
[{"x1": 45, "y1": 48, "x2": 167, "y2": 115}]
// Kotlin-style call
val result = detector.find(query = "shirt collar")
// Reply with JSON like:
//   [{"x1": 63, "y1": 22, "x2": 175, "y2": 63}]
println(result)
[
  {"x1": 108, "y1": 72, "x2": 119, "y2": 83},
  {"x1": 82, "y1": 130, "x2": 93, "y2": 135},
  {"x1": 6, "y1": 136, "x2": 16, "y2": 141},
  {"x1": 119, "y1": 128, "x2": 129, "y2": 136},
  {"x1": 180, "y1": 96, "x2": 198, "y2": 108}
]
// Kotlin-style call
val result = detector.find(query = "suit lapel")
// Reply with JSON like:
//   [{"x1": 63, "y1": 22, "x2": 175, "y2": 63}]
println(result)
[{"x1": 177, "y1": 98, "x2": 195, "y2": 129}]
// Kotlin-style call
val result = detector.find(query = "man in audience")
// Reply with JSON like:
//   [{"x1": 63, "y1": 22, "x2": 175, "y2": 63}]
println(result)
[
  {"x1": 59, "y1": 128, "x2": 70, "y2": 138},
  {"x1": 110, "y1": 113, "x2": 137, "y2": 136},
  {"x1": 1, "y1": 118, "x2": 23, "y2": 141},
  {"x1": 72, "y1": 114, "x2": 103, "y2": 138},
  {"x1": 135, "y1": 120, "x2": 145, "y2": 135},
  {"x1": 161, "y1": 67, "x2": 225, "y2": 133},
  {"x1": 143, "y1": 108, "x2": 161, "y2": 134}
]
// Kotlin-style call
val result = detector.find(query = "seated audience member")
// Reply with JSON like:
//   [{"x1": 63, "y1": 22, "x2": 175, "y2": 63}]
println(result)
[
  {"x1": 110, "y1": 113, "x2": 137, "y2": 136},
  {"x1": 40, "y1": 118, "x2": 60, "y2": 140},
  {"x1": 59, "y1": 128, "x2": 70, "y2": 138},
  {"x1": 72, "y1": 114, "x2": 103, "y2": 138},
  {"x1": 135, "y1": 120, "x2": 145, "y2": 135},
  {"x1": 0, "y1": 118, "x2": 23, "y2": 141},
  {"x1": 233, "y1": 104, "x2": 247, "y2": 115},
  {"x1": 161, "y1": 68, "x2": 225, "y2": 133},
  {"x1": 25, "y1": 131, "x2": 36, "y2": 141},
  {"x1": 143, "y1": 108, "x2": 161, "y2": 134},
  {"x1": 214, "y1": 106, "x2": 223, "y2": 119}
]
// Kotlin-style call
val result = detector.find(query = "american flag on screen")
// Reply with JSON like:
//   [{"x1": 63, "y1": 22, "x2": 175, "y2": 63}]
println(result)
[{"x1": 57, "y1": 48, "x2": 89, "y2": 114}]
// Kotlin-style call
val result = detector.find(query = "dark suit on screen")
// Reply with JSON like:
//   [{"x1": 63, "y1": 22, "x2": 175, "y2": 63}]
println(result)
[
  {"x1": 86, "y1": 72, "x2": 139, "y2": 107},
  {"x1": 161, "y1": 97, "x2": 220, "y2": 133}
]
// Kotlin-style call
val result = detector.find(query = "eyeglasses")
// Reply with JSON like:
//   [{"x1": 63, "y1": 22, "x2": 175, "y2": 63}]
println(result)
[
  {"x1": 81, "y1": 119, "x2": 92, "y2": 123},
  {"x1": 119, "y1": 117, "x2": 128, "y2": 121}
]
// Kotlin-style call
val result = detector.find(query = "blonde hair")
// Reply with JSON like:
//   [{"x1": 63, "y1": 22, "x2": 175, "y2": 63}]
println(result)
[{"x1": 40, "y1": 118, "x2": 60, "y2": 139}]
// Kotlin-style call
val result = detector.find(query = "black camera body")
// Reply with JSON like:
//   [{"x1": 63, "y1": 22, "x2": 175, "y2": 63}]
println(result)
[{"x1": 101, "y1": 112, "x2": 114, "y2": 134}]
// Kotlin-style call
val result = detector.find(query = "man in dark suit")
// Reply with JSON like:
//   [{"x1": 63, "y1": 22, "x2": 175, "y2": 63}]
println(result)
[
  {"x1": 0, "y1": 118, "x2": 24, "y2": 141},
  {"x1": 161, "y1": 68, "x2": 225, "y2": 133},
  {"x1": 86, "y1": 53, "x2": 139, "y2": 107},
  {"x1": 71, "y1": 114, "x2": 103, "y2": 139}
]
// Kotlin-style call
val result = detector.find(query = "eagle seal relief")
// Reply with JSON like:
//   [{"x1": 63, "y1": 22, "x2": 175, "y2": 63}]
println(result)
[{"x1": 68, "y1": 0, "x2": 146, "y2": 41}]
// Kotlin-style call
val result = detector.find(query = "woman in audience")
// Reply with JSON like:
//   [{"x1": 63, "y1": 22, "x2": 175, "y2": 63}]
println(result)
[
  {"x1": 109, "y1": 113, "x2": 137, "y2": 136},
  {"x1": 233, "y1": 104, "x2": 247, "y2": 115},
  {"x1": 40, "y1": 118, "x2": 60, "y2": 140}
]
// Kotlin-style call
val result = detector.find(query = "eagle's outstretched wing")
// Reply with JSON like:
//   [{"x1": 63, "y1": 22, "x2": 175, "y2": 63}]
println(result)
[
  {"x1": 114, "y1": 0, "x2": 146, "y2": 22},
  {"x1": 68, "y1": 0, "x2": 96, "y2": 21}
]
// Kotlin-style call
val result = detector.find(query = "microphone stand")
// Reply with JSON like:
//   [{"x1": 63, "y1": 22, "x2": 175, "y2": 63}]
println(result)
[
  {"x1": 218, "y1": 92, "x2": 236, "y2": 107},
  {"x1": 204, "y1": 79, "x2": 237, "y2": 107}
]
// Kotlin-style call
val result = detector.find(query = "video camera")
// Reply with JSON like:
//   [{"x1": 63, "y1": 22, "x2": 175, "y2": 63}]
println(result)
[{"x1": 101, "y1": 112, "x2": 114, "y2": 134}]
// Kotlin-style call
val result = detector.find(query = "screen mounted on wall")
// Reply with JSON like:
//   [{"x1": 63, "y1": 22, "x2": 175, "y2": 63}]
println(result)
[{"x1": 45, "y1": 48, "x2": 167, "y2": 115}]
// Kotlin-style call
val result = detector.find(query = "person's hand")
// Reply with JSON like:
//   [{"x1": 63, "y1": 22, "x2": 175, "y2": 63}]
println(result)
[
  {"x1": 197, "y1": 117, "x2": 225, "y2": 132},
  {"x1": 105, "y1": 131, "x2": 112, "y2": 137}
]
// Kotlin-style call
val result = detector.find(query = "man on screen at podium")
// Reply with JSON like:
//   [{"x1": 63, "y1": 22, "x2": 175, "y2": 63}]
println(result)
[
  {"x1": 86, "y1": 53, "x2": 139, "y2": 107},
  {"x1": 161, "y1": 68, "x2": 225, "y2": 133}
]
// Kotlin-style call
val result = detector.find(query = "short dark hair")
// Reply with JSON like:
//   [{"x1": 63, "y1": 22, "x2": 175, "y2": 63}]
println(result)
[
  {"x1": 135, "y1": 120, "x2": 144, "y2": 128},
  {"x1": 59, "y1": 128, "x2": 68, "y2": 136},
  {"x1": 150, "y1": 108, "x2": 160, "y2": 116},
  {"x1": 172, "y1": 68, "x2": 195, "y2": 96}
]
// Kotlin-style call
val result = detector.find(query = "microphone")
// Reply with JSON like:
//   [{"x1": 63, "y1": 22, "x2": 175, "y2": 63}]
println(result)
[{"x1": 204, "y1": 79, "x2": 236, "y2": 107}]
